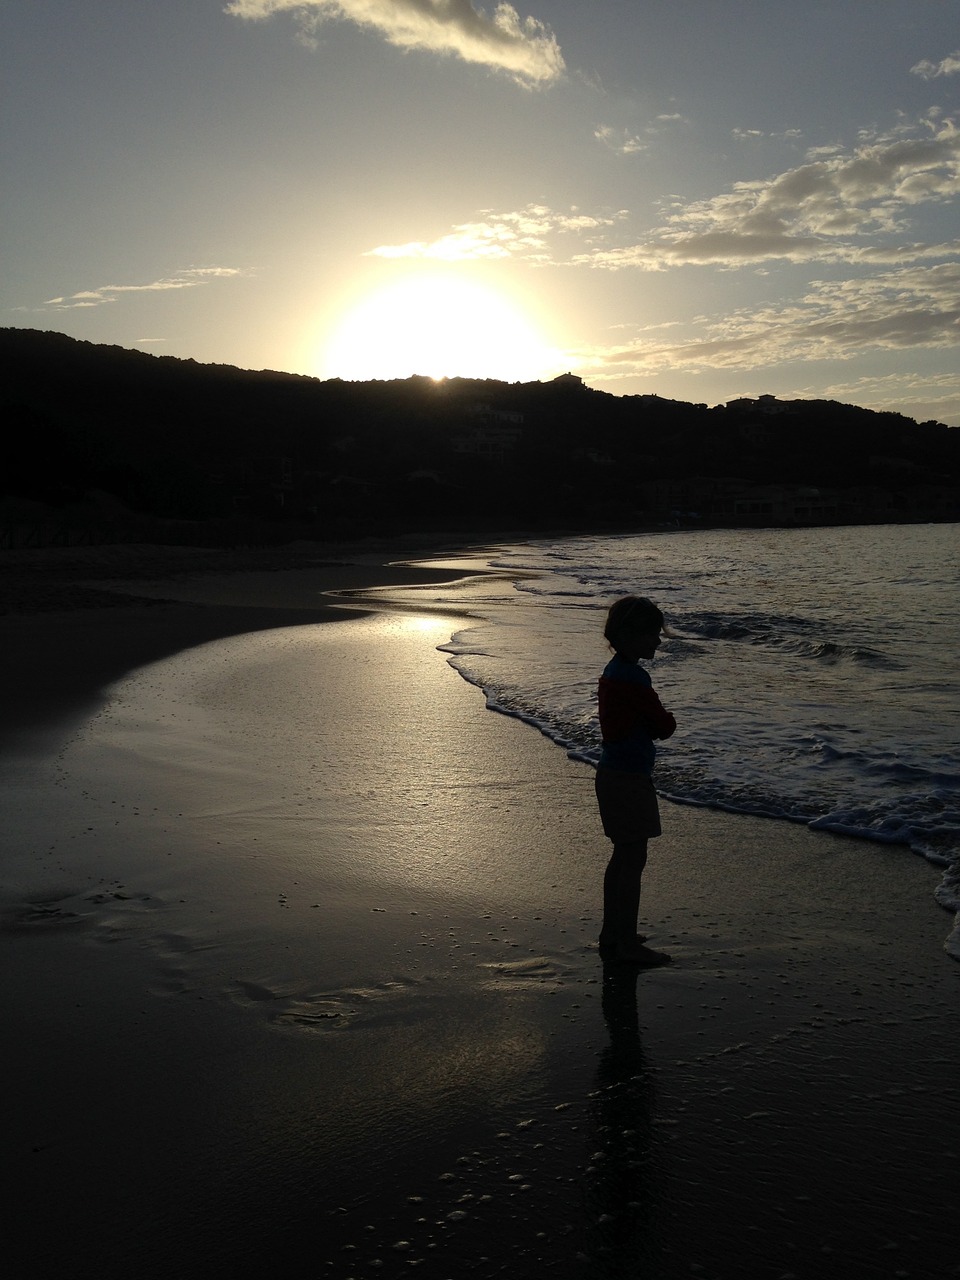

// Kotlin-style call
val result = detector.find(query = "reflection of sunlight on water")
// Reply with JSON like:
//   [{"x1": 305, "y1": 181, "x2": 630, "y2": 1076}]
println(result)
[
  {"x1": 396, "y1": 614, "x2": 452, "y2": 637},
  {"x1": 330, "y1": 573, "x2": 522, "y2": 626},
  {"x1": 67, "y1": 614, "x2": 571, "y2": 904}
]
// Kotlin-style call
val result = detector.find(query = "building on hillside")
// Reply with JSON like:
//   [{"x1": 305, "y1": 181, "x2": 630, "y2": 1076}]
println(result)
[
  {"x1": 725, "y1": 394, "x2": 789, "y2": 415},
  {"x1": 733, "y1": 485, "x2": 839, "y2": 523}
]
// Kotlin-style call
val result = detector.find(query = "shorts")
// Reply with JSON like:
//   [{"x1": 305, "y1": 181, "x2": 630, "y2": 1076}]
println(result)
[{"x1": 594, "y1": 766, "x2": 662, "y2": 843}]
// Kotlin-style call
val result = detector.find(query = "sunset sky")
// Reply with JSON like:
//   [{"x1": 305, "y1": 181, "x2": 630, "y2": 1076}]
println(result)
[{"x1": 3, "y1": 1, "x2": 959, "y2": 422}]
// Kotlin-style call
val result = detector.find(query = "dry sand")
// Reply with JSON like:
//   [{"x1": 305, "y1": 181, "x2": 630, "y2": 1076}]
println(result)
[{"x1": 1, "y1": 547, "x2": 957, "y2": 1280}]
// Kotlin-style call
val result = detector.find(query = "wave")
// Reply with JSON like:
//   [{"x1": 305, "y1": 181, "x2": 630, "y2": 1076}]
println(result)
[
  {"x1": 439, "y1": 526, "x2": 960, "y2": 956},
  {"x1": 446, "y1": 652, "x2": 954, "y2": 861},
  {"x1": 674, "y1": 611, "x2": 903, "y2": 668}
]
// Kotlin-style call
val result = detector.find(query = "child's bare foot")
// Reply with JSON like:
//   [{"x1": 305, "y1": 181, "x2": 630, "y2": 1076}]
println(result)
[
  {"x1": 598, "y1": 933, "x2": 647, "y2": 953},
  {"x1": 614, "y1": 943, "x2": 672, "y2": 968}
]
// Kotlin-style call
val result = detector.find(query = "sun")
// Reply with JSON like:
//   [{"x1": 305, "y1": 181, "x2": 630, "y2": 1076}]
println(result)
[{"x1": 320, "y1": 273, "x2": 564, "y2": 382}]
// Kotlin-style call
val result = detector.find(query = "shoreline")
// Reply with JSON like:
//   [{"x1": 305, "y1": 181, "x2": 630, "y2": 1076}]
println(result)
[
  {"x1": 2, "y1": 540, "x2": 958, "y2": 1279},
  {"x1": 0, "y1": 535, "x2": 495, "y2": 615},
  {"x1": 4, "y1": 517, "x2": 955, "y2": 613},
  {"x1": 0, "y1": 539, "x2": 493, "y2": 749}
]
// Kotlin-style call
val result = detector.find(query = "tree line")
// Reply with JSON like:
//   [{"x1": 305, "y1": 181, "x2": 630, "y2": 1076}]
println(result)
[{"x1": 2, "y1": 327, "x2": 957, "y2": 539}]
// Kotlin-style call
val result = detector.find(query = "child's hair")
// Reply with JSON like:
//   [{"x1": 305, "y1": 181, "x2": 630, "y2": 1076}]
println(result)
[{"x1": 604, "y1": 595, "x2": 665, "y2": 648}]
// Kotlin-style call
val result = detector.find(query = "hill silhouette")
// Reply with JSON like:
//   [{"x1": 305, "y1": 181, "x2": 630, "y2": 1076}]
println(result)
[{"x1": 1, "y1": 327, "x2": 957, "y2": 544}]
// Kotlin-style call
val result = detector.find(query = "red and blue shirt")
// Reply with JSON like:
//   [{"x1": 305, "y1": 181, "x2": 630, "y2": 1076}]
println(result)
[{"x1": 598, "y1": 654, "x2": 676, "y2": 773}]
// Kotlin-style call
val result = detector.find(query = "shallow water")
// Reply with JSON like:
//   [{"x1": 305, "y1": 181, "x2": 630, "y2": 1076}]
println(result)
[{"x1": 348, "y1": 523, "x2": 960, "y2": 953}]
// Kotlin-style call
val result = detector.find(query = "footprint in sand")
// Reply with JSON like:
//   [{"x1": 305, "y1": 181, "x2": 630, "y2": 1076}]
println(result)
[
  {"x1": 228, "y1": 975, "x2": 424, "y2": 1034},
  {"x1": 2, "y1": 894, "x2": 85, "y2": 931},
  {"x1": 1, "y1": 885, "x2": 166, "y2": 940},
  {"x1": 478, "y1": 954, "x2": 573, "y2": 989}
]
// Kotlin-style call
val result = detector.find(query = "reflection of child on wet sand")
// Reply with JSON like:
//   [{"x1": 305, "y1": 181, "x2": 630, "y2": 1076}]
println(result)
[{"x1": 595, "y1": 596, "x2": 676, "y2": 967}]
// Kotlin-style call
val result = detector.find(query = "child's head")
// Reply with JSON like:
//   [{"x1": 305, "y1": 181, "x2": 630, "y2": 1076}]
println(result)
[{"x1": 604, "y1": 596, "x2": 665, "y2": 653}]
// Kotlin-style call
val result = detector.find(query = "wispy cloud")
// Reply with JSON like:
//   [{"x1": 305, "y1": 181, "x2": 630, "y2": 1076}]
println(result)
[
  {"x1": 582, "y1": 262, "x2": 960, "y2": 377},
  {"x1": 806, "y1": 371, "x2": 960, "y2": 422},
  {"x1": 44, "y1": 268, "x2": 242, "y2": 310},
  {"x1": 732, "y1": 127, "x2": 803, "y2": 143},
  {"x1": 911, "y1": 50, "x2": 960, "y2": 80},
  {"x1": 575, "y1": 113, "x2": 960, "y2": 390},
  {"x1": 594, "y1": 125, "x2": 648, "y2": 156},
  {"x1": 576, "y1": 118, "x2": 960, "y2": 270},
  {"x1": 393, "y1": 119, "x2": 960, "y2": 273},
  {"x1": 225, "y1": 0, "x2": 564, "y2": 86},
  {"x1": 594, "y1": 112, "x2": 690, "y2": 157},
  {"x1": 366, "y1": 204, "x2": 621, "y2": 261}
]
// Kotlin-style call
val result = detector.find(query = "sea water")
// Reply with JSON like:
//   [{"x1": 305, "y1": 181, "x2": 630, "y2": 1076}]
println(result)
[{"x1": 355, "y1": 523, "x2": 960, "y2": 954}]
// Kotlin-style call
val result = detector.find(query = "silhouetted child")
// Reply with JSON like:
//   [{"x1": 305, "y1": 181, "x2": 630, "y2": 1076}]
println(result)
[{"x1": 595, "y1": 596, "x2": 676, "y2": 966}]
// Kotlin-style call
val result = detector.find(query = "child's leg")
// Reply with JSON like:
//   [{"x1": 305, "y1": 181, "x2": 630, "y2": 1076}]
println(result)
[{"x1": 600, "y1": 839, "x2": 648, "y2": 952}]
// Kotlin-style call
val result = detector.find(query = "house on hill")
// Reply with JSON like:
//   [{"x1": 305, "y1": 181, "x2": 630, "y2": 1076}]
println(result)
[{"x1": 551, "y1": 372, "x2": 584, "y2": 388}]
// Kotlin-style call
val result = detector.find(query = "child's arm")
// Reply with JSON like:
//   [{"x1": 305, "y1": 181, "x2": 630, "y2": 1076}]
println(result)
[
  {"x1": 599, "y1": 678, "x2": 677, "y2": 740},
  {"x1": 631, "y1": 684, "x2": 677, "y2": 739}
]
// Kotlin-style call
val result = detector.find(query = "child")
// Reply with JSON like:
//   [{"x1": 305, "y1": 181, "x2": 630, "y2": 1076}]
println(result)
[{"x1": 595, "y1": 596, "x2": 677, "y2": 966}]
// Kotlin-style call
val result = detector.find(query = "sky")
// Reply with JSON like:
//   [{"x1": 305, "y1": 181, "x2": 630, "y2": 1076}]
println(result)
[{"x1": 2, "y1": 1, "x2": 959, "y2": 423}]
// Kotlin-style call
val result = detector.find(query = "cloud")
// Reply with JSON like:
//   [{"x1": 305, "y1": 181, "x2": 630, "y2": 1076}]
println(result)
[
  {"x1": 785, "y1": 374, "x2": 960, "y2": 425},
  {"x1": 732, "y1": 127, "x2": 803, "y2": 143},
  {"x1": 911, "y1": 50, "x2": 960, "y2": 80},
  {"x1": 366, "y1": 204, "x2": 620, "y2": 260},
  {"x1": 377, "y1": 120, "x2": 957, "y2": 275},
  {"x1": 582, "y1": 262, "x2": 960, "y2": 377},
  {"x1": 595, "y1": 125, "x2": 648, "y2": 156},
  {"x1": 225, "y1": 0, "x2": 564, "y2": 86},
  {"x1": 366, "y1": 116, "x2": 960, "y2": 273},
  {"x1": 594, "y1": 112, "x2": 692, "y2": 157},
  {"x1": 807, "y1": 371, "x2": 960, "y2": 423},
  {"x1": 44, "y1": 268, "x2": 242, "y2": 309},
  {"x1": 575, "y1": 118, "x2": 960, "y2": 270}
]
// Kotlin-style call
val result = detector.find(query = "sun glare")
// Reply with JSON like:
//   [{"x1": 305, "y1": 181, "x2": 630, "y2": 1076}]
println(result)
[{"x1": 320, "y1": 275, "x2": 563, "y2": 382}]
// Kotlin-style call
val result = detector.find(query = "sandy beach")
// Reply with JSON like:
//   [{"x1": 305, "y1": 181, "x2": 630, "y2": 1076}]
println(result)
[{"x1": 1, "y1": 545, "x2": 957, "y2": 1280}]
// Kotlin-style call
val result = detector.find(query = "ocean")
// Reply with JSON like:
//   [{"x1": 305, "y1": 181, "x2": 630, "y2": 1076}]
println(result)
[{"x1": 351, "y1": 522, "x2": 960, "y2": 958}]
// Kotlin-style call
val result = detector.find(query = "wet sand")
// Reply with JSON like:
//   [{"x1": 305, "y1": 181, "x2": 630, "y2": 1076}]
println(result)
[{"x1": 1, "y1": 549, "x2": 957, "y2": 1279}]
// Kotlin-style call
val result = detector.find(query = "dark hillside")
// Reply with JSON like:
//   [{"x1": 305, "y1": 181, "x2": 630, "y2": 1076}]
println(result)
[{"x1": 2, "y1": 328, "x2": 957, "y2": 542}]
